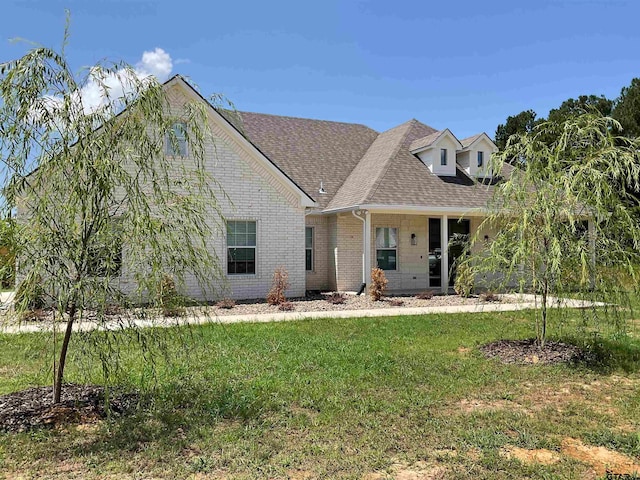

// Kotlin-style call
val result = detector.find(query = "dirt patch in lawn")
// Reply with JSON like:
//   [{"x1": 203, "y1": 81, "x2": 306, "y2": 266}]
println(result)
[
  {"x1": 0, "y1": 384, "x2": 137, "y2": 433},
  {"x1": 500, "y1": 438, "x2": 640, "y2": 477},
  {"x1": 364, "y1": 461, "x2": 448, "y2": 480},
  {"x1": 500, "y1": 445, "x2": 561, "y2": 465},
  {"x1": 480, "y1": 339, "x2": 584, "y2": 365},
  {"x1": 454, "y1": 398, "x2": 530, "y2": 415},
  {"x1": 561, "y1": 437, "x2": 640, "y2": 477}
]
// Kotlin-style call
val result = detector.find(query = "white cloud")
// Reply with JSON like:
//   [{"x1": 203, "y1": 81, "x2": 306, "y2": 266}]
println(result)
[
  {"x1": 38, "y1": 48, "x2": 175, "y2": 120},
  {"x1": 136, "y1": 48, "x2": 173, "y2": 81}
]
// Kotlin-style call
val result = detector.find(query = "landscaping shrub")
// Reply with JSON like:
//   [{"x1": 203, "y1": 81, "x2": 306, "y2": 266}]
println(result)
[
  {"x1": 480, "y1": 291, "x2": 500, "y2": 302},
  {"x1": 326, "y1": 292, "x2": 346, "y2": 305},
  {"x1": 14, "y1": 273, "x2": 46, "y2": 312},
  {"x1": 216, "y1": 298, "x2": 236, "y2": 309},
  {"x1": 103, "y1": 303, "x2": 125, "y2": 316},
  {"x1": 415, "y1": 291, "x2": 434, "y2": 300},
  {"x1": 454, "y1": 263, "x2": 474, "y2": 298},
  {"x1": 278, "y1": 301, "x2": 294, "y2": 311},
  {"x1": 370, "y1": 267, "x2": 388, "y2": 301},
  {"x1": 267, "y1": 266, "x2": 289, "y2": 306},
  {"x1": 157, "y1": 273, "x2": 186, "y2": 317}
]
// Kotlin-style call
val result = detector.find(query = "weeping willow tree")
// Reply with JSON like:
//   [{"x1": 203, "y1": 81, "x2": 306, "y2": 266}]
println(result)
[
  {"x1": 0, "y1": 26, "x2": 225, "y2": 402},
  {"x1": 470, "y1": 113, "x2": 640, "y2": 347}
]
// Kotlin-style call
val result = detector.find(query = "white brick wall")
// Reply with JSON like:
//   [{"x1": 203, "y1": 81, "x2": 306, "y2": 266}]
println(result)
[
  {"x1": 321, "y1": 213, "x2": 486, "y2": 293},
  {"x1": 305, "y1": 215, "x2": 330, "y2": 291},
  {"x1": 119, "y1": 83, "x2": 307, "y2": 301},
  {"x1": 371, "y1": 214, "x2": 429, "y2": 292},
  {"x1": 335, "y1": 213, "x2": 364, "y2": 292}
]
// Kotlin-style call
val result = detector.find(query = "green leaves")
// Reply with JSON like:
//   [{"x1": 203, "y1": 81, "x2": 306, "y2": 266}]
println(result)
[
  {"x1": 473, "y1": 112, "x2": 640, "y2": 345},
  {"x1": 0, "y1": 23, "x2": 227, "y2": 398}
]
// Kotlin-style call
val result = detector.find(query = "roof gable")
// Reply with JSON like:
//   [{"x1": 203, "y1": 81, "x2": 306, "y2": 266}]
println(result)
[
  {"x1": 165, "y1": 75, "x2": 317, "y2": 208},
  {"x1": 459, "y1": 132, "x2": 497, "y2": 151},
  {"x1": 409, "y1": 128, "x2": 463, "y2": 154},
  {"x1": 234, "y1": 111, "x2": 379, "y2": 209}
]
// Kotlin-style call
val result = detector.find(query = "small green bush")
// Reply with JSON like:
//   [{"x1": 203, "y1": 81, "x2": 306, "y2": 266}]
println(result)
[
  {"x1": 14, "y1": 273, "x2": 46, "y2": 311},
  {"x1": 454, "y1": 263, "x2": 474, "y2": 298}
]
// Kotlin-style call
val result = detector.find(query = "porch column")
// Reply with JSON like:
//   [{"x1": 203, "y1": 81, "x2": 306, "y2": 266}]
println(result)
[
  {"x1": 441, "y1": 215, "x2": 448, "y2": 294},
  {"x1": 364, "y1": 211, "x2": 372, "y2": 288}
]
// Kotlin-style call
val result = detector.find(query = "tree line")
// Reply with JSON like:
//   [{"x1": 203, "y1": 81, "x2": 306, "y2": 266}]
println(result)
[{"x1": 495, "y1": 78, "x2": 640, "y2": 149}]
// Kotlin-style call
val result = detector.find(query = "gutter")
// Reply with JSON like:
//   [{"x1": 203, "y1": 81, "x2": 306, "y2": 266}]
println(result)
[
  {"x1": 323, "y1": 204, "x2": 486, "y2": 216},
  {"x1": 351, "y1": 210, "x2": 367, "y2": 294}
]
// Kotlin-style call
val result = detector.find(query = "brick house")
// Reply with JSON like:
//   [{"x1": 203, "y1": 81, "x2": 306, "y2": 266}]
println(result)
[{"x1": 164, "y1": 75, "x2": 510, "y2": 300}]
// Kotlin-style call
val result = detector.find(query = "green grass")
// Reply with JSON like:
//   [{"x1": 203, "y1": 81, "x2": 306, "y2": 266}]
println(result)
[{"x1": 1, "y1": 308, "x2": 639, "y2": 479}]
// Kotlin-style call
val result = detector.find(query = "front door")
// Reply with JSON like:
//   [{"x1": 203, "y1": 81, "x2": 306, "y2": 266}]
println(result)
[
  {"x1": 448, "y1": 219, "x2": 470, "y2": 286},
  {"x1": 428, "y1": 218, "x2": 470, "y2": 288},
  {"x1": 428, "y1": 218, "x2": 442, "y2": 287}
]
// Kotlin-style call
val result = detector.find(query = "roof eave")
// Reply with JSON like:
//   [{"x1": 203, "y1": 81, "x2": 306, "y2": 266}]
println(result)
[
  {"x1": 460, "y1": 133, "x2": 498, "y2": 152},
  {"x1": 321, "y1": 204, "x2": 488, "y2": 216}
]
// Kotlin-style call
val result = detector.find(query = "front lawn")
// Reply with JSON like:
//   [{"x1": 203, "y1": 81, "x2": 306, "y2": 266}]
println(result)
[{"x1": 0, "y1": 309, "x2": 639, "y2": 479}]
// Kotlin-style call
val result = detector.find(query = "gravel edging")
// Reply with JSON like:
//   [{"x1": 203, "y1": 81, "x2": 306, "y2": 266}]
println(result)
[{"x1": 208, "y1": 293, "x2": 504, "y2": 317}]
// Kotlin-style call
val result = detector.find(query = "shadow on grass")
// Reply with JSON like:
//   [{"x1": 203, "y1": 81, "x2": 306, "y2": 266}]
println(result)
[
  {"x1": 69, "y1": 378, "x2": 282, "y2": 457},
  {"x1": 562, "y1": 334, "x2": 640, "y2": 374}
]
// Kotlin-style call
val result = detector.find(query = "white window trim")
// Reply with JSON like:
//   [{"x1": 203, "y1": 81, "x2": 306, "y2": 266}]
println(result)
[
  {"x1": 166, "y1": 122, "x2": 188, "y2": 157},
  {"x1": 375, "y1": 226, "x2": 399, "y2": 272},
  {"x1": 440, "y1": 148, "x2": 447, "y2": 166},
  {"x1": 226, "y1": 219, "x2": 258, "y2": 277},
  {"x1": 305, "y1": 226, "x2": 314, "y2": 272},
  {"x1": 477, "y1": 151, "x2": 484, "y2": 167}
]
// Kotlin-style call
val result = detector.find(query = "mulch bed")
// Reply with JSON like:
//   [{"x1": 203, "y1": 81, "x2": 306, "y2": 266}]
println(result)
[
  {"x1": 0, "y1": 384, "x2": 137, "y2": 433},
  {"x1": 480, "y1": 339, "x2": 584, "y2": 365}
]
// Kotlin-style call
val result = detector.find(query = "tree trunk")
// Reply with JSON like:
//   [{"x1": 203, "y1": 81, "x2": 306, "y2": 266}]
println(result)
[
  {"x1": 540, "y1": 279, "x2": 548, "y2": 349},
  {"x1": 53, "y1": 302, "x2": 77, "y2": 404}
]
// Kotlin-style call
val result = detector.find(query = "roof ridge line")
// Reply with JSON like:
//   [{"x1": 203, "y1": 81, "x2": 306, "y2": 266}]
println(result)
[
  {"x1": 366, "y1": 121, "x2": 416, "y2": 203},
  {"x1": 238, "y1": 110, "x2": 378, "y2": 131}
]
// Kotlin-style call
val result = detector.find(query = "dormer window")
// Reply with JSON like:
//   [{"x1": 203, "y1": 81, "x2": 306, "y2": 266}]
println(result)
[
  {"x1": 477, "y1": 151, "x2": 484, "y2": 167},
  {"x1": 440, "y1": 148, "x2": 447, "y2": 166},
  {"x1": 410, "y1": 129, "x2": 462, "y2": 177}
]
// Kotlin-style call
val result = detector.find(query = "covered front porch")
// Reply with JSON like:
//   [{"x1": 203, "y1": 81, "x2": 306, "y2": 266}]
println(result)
[{"x1": 347, "y1": 208, "x2": 489, "y2": 294}]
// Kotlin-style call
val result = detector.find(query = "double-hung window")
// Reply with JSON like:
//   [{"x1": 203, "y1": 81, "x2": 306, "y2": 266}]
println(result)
[
  {"x1": 227, "y1": 220, "x2": 256, "y2": 275},
  {"x1": 305, "y1": 227, "x2": 313, "y2": 271},
  {"x1": 477, "y1": 151, "x2": 484, "y2": 167},
  {"x1": 440, "y1": 148, "x2": 447, "y2": 166},
  {"x1": 376, "y1": 227, "x2": 398, "y2": 271},
  {"x1": 166, "y1": 122, "x2": 187, "y2": 157}
]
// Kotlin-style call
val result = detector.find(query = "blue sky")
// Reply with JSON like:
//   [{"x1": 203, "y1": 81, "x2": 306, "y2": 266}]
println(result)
[{"x1": 1, "y1": 0, "x2": 639, "y2": 139}]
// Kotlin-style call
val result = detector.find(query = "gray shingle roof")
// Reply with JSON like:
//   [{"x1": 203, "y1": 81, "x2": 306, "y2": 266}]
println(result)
[
  {"x1": 227, "y1": 110, "x2": 508, "y2": 213},
  {"x1": 327, "y1": 120, "x2": 506, "y2": 211},
  {"x1": 236, "y1": 112, "x2": 378, "y2": 209},
  {"x1": 409, "y1": 130, "x2": 443, "y2": 152},
  {"x1": 459, "y1": 133, "x2": 483, "y2": 148}
]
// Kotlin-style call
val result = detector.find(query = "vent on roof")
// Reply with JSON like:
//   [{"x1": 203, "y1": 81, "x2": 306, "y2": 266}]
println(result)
[{"x1": 318, "y1": 181, "x2": 327, "y2": 195}]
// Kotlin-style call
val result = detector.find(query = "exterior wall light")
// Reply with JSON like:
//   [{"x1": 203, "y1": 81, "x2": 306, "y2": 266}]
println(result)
[{"x1": 411, "y1": 233, "x2": 417, "y2": 245}]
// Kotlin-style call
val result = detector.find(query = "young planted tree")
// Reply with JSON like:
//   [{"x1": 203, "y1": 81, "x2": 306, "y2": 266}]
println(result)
[
  {"x1": 471, "y1": 113, "x2": 640, "y2": 347},
  {"x1": 0, "y1": 27, "x2": 224, "y2": 402}
]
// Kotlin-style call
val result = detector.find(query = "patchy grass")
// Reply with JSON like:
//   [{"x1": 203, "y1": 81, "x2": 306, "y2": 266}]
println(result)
[{"x1": 0, "y1": 309, "x2": 639, "y2": 479}]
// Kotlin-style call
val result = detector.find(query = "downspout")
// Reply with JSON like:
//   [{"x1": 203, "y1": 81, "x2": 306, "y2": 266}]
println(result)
[{"x1": 352, "y1": 210, "x2": 367, "y2": 295}]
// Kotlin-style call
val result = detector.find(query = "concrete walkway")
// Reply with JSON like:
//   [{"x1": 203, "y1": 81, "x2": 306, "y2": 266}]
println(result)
[{"x1": 0, "y1": 294, "x2": 605, "y2": 335}]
